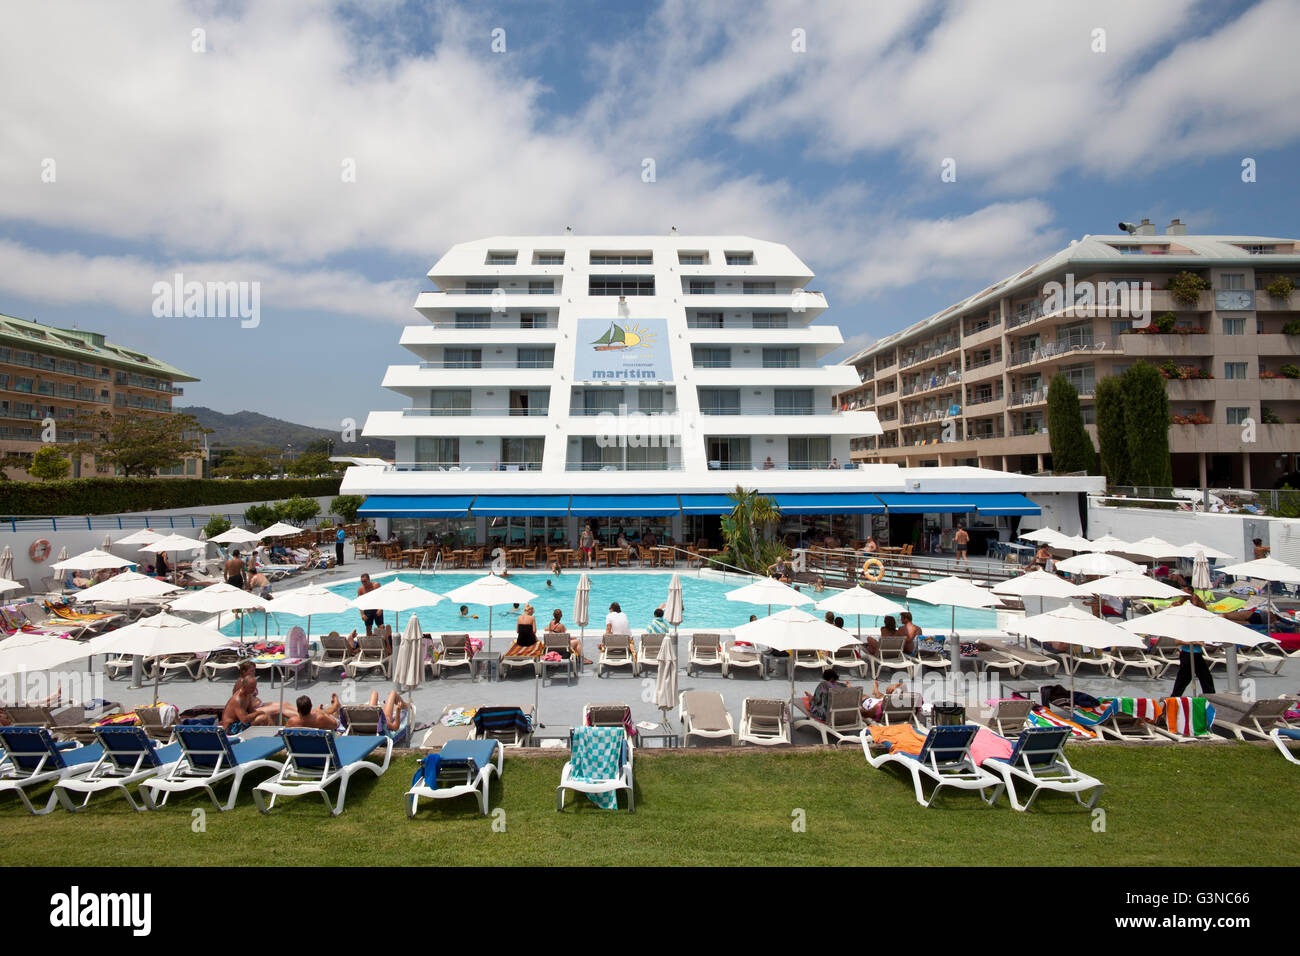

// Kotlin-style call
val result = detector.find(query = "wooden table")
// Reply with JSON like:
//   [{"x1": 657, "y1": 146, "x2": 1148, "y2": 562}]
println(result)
[
  {"x1": 653, "y1": 547, "x2": 676, "y2": 567},
  {"x1": 552, "y1": 549, "x2": 575, "y2": 568},
  {"x1": 508, "y1": 548, "x2": 530, "y2": 568},
  {"x1": 602, "y1": 547, "x2": 623, "y2": 568},
  {"x1": 400, "y1": 549, "x2": 425, "y2": 568},
  {"x1": 452, "y1": 549, "x2": 473, "y2": 568}
]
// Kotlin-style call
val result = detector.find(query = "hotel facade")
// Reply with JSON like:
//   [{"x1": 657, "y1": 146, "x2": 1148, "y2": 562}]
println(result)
[
  {"x1": 0, "y1": 313, "x2": 200, "y2": 481},
  {"x1": 342, "y1": 235, "x2": 1096, "y2": 551},
  {"x1": 836, "y1": 225, "x2": 1300, "y2": 489}
]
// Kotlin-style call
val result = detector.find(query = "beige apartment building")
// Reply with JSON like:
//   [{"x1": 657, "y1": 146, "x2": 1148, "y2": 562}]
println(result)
[
  {"x1": 838, "y1": 224, "x2": 1300, "y2": 488},
  {"x1": 0, "y1": 313, "x2": 201, "y2": 481}
]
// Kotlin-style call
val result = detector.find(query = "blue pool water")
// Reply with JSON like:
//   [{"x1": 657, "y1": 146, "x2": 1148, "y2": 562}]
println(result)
[{"x1": 220, "y1": 571, "x2": 998, "y2": 639}]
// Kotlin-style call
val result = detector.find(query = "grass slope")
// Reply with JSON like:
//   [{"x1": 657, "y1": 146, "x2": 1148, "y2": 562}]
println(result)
[{"x1": 0, "y1": 746, "x2": 1294, "y2": 867}]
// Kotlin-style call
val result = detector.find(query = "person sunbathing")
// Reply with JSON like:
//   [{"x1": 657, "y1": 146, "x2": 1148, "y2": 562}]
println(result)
[
  {"x1": 367, "y1": 690, "x2": 411, "y2": 739},
  {"x1": 546, "y1": 608, "x2": 591, "y2": 664},
  {"x1": 808, "y1": 668, "x2": 846, "y2": 721},
  {"x1": 866, "y1": 615, "x2": 901, "y2": 655},
  {"x1": 286, "y1": 693, "x2": 341, "y2": 730},
  {"x1": 861, "y1": 680, "x2": 907, "y2": 722}
]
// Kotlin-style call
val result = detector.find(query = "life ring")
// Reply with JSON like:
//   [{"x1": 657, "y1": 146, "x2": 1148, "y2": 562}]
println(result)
[
  {"x1": 862, "y1": 558, "x2": 884, "y2": 582},
  {"x1": 30, "y1": 539, "x2": 52, "y2": 562}
]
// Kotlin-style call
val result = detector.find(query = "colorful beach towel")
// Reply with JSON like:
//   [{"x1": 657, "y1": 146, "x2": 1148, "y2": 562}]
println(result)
[
  {"x1": 867, "y1": 723, "x2": 927, "y2": 756},
  {"x1": 568, "y1": 725, "x2": 626, "y2": 809},
  {"x1": 1027, "y1": 706, "x2": 1097, "y2": 739},
  {"x1": 1071, "y1": 700, "x2": 1120, "y2": 727},
  {"x1": 440, "y1": 707, "x2": 476, "y2": 727},
  {"x1": 502, "y1": 641, "x2": 545, "y2": 658},
  {"x1": 1163, "y1": 697, "x2": 1214, "y2": 737},
  {"x1": 1113, "y1": 697, "x2": 1162, "y2": 723}
]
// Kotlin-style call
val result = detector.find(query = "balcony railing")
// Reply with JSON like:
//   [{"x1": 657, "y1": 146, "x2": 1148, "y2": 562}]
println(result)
[
  {"x1": 402, "y1": 407, "x2": 548, "y2": 417},
  {"x1": 1008, "y1": 303, "x2": 1045, "y2": 329},
  {"x1": 420, "y1": 360, "x2": 555, "y2": 370},
  {"x1": 390, "y1": 460, "x2": 543, "y2": 472},
  {"x1": 569, "y1": 461, "x2": 679, "y2": 472},
  {"x1": 1008, "y1": 336, "x2": 1107, "y2": 368},
  {"x1": 1009, "y1": 389, "x2": 1046, "y2": 407},
  {"x1": 899, "y1": 340, "x2": 960, "y2": 369}
]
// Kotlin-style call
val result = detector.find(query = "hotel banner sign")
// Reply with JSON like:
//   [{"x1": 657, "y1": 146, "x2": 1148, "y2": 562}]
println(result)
[{"x1": 573, "y1": 318, "x2": 672, "y2": 381}]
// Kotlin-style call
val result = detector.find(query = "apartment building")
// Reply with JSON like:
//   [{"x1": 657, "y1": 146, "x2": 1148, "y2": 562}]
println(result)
[
  {"x1": 838, "y1": 224, "x2": 1300, "y2": 488},
  {"x1": 0, "y1": 313, "x2": 200, "y2": 480}
]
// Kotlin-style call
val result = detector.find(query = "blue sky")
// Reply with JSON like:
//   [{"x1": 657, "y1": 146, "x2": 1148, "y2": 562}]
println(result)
[{"x1": 1, "y1": 0, "x2": 1297, "y2": 429}]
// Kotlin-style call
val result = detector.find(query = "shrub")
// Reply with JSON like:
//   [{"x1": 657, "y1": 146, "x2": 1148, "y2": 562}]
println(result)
[
  {"x1": 202, "y1": 514, "x2": 232, "y2": 538},
  {"x1": 330, "y1": 494, "x2": 365, "y2": 524},
  {"x1": 1281, "y1": 364, "x2": 1300, "y2": 379},
  {"x1": 1153, "y1": 312, "x2": 1177, "y2": 333},
  {"x1": 1261, "y1": 407, "x2": 1282, "y2": 425},
  {"x1": 243, "y1": 503, "x2": 278, "y2": 529},
  {"x1": 1266, "y1": 276, "x2": 1296, "y2": 299},
  {"x1": 1159, "y1": 359, "x2": 1180, "y2": 378},
  {"x1": 28, "y1": 446, "x2": 71, "y2": 481},
  {"x1": 276, "y1": 496, "x2": 321, "y2": 524},
  {"x1": 0, "y1": 476, "x2": 341, "y2": 518},
  {"x1": 1282, "y1": 320, "x2": 1300, "y2": 335},
  {"x1": 1166, "y1": 271, "x2": 1210, "y2": 306}
]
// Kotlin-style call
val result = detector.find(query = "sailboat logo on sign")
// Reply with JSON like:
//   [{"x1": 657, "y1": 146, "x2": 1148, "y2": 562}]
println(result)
[
  {"x1": 591, "y1": 321, "x2": 655, "y2": 352},
  {"x1": 575, "y1": 318, "x2": 672, "y2": 381}
]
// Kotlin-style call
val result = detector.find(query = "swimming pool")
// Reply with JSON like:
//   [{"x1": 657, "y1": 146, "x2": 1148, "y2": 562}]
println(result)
[{"x1": 219, "y1": 570, "x2": 998, "y2": 639}]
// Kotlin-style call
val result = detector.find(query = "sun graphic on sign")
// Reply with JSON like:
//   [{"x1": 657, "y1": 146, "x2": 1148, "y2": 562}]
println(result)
[{"x1": 591, "y1": 321, "x2": 657, "y2": 351}]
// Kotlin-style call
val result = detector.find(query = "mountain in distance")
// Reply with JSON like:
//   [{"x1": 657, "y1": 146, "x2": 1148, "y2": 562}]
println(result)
[{"x1": 179, "y1": 406, "x2": 395, "y2": 459}]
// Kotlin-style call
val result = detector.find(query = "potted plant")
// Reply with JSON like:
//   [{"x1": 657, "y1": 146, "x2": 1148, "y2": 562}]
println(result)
[
  {"x1": 1154, "y1": 311, "x2": 1177, "y2": 333},
  {"x1": 1282, "y1": 364, "x2": 1300, "y2": 379},
  {"x1": 1266, "y1": 276, "x2": 1296, "y2": 300},
  {"x1": 1166, "y1": 271, "x2": 1210, "y2": 307},
  {"x1": 1261, "y1": 407, "x2": 1282, "y2": 424},
  {"x1": 1282, "y1": 319, "x2": 1300, "y2": 335}
]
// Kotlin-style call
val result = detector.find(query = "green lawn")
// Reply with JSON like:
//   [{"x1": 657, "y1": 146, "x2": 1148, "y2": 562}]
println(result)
[{"x1": 1, "y1": 745, "x2": 1295, "y2": 867}]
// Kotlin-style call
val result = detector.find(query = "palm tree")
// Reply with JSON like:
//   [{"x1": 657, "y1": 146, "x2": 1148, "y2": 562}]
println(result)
[{"x1": 723, "y1": 486, "x2": 783, "y2": 571}]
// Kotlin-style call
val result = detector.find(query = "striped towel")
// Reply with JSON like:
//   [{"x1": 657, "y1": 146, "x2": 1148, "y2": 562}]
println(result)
[
  {"x1": 1113, "y1": 697, "x2": 1162, "y2": 722},
  {"x1": 1072, "y1": 700, "x2": 1119, "y2": 727},
  {"x1": 502, "y1": 641, "x2": 545, "y2": 658},
  {"x1": 1027, "y1": 706, "x2": 1097, "y2": 739},
  {"x1": 1163, "y1": 697, "x2": 1214, "y2": 736}
]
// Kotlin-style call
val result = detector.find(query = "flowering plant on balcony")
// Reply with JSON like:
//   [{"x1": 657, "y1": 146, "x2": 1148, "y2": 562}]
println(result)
[
  {"x1": 1169, "y1": 413, "x2": 1212, "y2": 425},
  {"x1": 1261, "y1": 370, "x2": 1279, "y2": 379}
]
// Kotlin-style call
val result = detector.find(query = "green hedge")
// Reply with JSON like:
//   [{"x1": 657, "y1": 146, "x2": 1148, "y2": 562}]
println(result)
[{"x1": 0, "y1": 477, "x2": 342, "y2": 517}]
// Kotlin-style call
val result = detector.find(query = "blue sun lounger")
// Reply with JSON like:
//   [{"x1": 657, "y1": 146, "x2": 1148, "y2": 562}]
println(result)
[
  {"x1": 861, "y1": 724, "x2": 1002, "y2": 808},
  {"x1": 253, "y1": 728, "x2": 392, "y2": 816},
  {"x1": 0, "y1": 727, "x2": 105, "y2": 815},
  {"x1": 53, "y1": 725, "x2": 182, "y2": 811},
  {"x1": 142, "y1": 725, "x2": 286, "y2": 810},
  {"x1": 982, "y1": 726, "x2": 1104, "y2": 811},
  {"x1": 405, "y1": 739, "x2": 502, "y2": 816}
]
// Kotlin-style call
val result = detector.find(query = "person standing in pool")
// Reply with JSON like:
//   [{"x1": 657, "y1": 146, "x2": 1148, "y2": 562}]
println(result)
[{"x1": 357, "y1": 573, "x2": 383, "y2": 636}]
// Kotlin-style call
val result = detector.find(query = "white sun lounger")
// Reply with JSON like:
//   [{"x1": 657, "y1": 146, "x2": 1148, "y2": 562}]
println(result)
[
  {"x1": 556, "y1": 726, "x2": 634, "y2": 813},
  {"x1": 141, "y1": 725, "x2": 286, "y2": 810},
  {"x1": 0, "y1": 727, "x2": 105, "y2": 815},
  {"x1": 862, "y1": 723, "x2": 1003, "y2": 808},
  {"x1": 253, "y1": 729, "x2": 392, "y2": 816},
  {"x1": 678, "y1": 690, "x2": 736, "y2": 746},
  {"x1": 53, "y1": 726, "x2": 183, "y2": 811},
  {"x1": 406, "y1": 738, "x2": 502, "y2": 816},
  {"x1": 1270, "y1": 728, "x2": 1300, "y2": 765},
  {"x1": 738, "y1": 698, "x2": 791, "y2": 746},
  {"x1": 982, "y1": 726, "x2": 1104, "y2": 811}
]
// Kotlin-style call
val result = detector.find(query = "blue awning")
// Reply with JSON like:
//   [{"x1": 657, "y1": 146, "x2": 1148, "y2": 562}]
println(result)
[
  {"x1": 771, "y1": 493, "x2": 886, "y2": 515},
  {"x1": 357, "y1": 495, "x2": 476, "y2": 518},
  {"x1": 471, "y1": 495, "x2": 570, "y2": 517},
  {"x1": 678, "y1": 494, "x2": 736, "y2": 515},
  {"x1": 875, "y1": 493, "x2": 980, "y2": 514},
  {"x1": 569, "y1": 494, "x2": 681, "y2": 517},
  {"x1": 970, "y1": 493, "x2": 1040, "y2": 516}
]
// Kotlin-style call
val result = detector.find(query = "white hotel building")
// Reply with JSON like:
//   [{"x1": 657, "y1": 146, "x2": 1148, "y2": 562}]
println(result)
[{"x1": 342, "y1": 236, "x2": 1091, "y2": 549}]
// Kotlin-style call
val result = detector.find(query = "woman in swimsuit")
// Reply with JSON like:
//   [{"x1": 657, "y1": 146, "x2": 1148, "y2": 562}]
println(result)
[{"x1": 516, "y1": 604, "x2": 538, "y2": 648}]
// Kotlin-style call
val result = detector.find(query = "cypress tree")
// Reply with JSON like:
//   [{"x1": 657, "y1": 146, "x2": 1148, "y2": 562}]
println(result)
[
  {"x1": 1046, "y1": 374, "x2": 1096, "y2": 474},
  {"x1": 1121, "y1": 362, "x2": 1173, "y2": 487},
  {"x1": 1094, "y1": 376, "x2": 1130, "y2": 486}
]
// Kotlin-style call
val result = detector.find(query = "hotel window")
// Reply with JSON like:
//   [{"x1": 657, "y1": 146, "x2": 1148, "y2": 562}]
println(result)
[
  {"x1": 1224, "y1": 362, "x2": 1248, "y2": 380},
  {"x1": 762, "y1": 347, "x2": 799, "y2": 368},
  {"x1": 519, "y1": 311, "x2": 549, "y2": 328},
  {"x1": 1221, "y1": 274, "x2": 1245, "y2": 290},
  {"x1": 774, "y1": 388, "x2": 815, "y2": 415},
  {"x1": 589, "y1": 252, "x2": 652, "y2": 265},
  {"x1": 787, "y1": 436, "x2": 829, "y2": 469},
  {"x1": 725, "y1": 251, "x2": 754, "y2": 266},
  {"x1": 465, "y1": 281, "x2": 500, "y2": 294},
  {"x1": 443, "y1": 349, "x2": 481, "y2": 369},
  {"x1": 752, "y1": 311, "x2": 788, "y2": 329},
  {"x1": 589, "y1": 276, "x2": 654, "y2": 296},
  {"x1": 517, "y1": 347, "x2": 554, "y2": 369},
  {"x1": 501, "y1": 437, "x2": 543, "y2": 469},
  {"x1": 707, "y1": 437, "x2": 751, "y2": 469},
  {"x1": 638, "y1": 390, "x2": 664, "y2": 413},
  {"x1": 509, "y1": 389, "x2": 549, "y2": 416},
  {"x1": 528, "y1": 280, "x2": 555, "y2": 294},
  {"x1": 687, "y1": 279, "x2": 716, "y2": 294},
  {"x1": 698, "y1": 388, "x2": 740, "y2": 415},
  {"x1": 1226, "y1": 407, "x2": 1250, "y2": 425},
  {"x1": 1222, "y1": 317, "x2": 1245, "y2": 335},
  {"x1": 742, "y1": 281, "x2": 776, "y2": 294},
  {"x1": 627, "y1": 444, "x2": 668, "y2": 471},
  {"x1": 532, "y1": 251, "x2": 565, "y2": 265},
  {"x1": 692, "y1": 347, "x2": 731, "y2": 368},
  {"x1": 485, "y1": 251, "x2": 517, "y2": 265},
  {"x1": 581, "y1": 437, "x2": 621, "y2": 470},
  {"x1": 690, "y1": 311, "x2": 724, "y2": 328},
  {"x1": 415, "y1": 437, "x2": 458, "y2": 466},
  {"x1": 678, "y1": 251, "x2": 709, "y2": 265},
  {"x1": 582, "y1": 389, "x2": 624, "y2": 415},
  {"x1": 454, "y1": 312, "x2": 491, "y2": 329}
]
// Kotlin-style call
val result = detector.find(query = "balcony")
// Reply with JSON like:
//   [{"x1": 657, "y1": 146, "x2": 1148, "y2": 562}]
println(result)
[
  {"x1": 1118, "y1": 333, "x2": 1215, "y2": 357},
  {"x1": 402, "y1": 407, "x2": 548, "y2": 417},
  {"x1": 1008, "y1": 335, "x2": 1112, "y2": 368},
  {"x1": 899, "y1": 340, "x2": 960, "y2": 369},
  {"x1": 1009, "y1": 388, "x2": 1046, "y2": 408},
  {"x1": 390, "y1": 460, "x2": 543, "y2": 472}
]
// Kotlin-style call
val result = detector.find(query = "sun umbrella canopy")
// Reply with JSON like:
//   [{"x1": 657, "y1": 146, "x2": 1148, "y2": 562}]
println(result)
[
  {"x1": 1077, "y1": 573, "x2": 1185, "y2": 600},
  {"x1": 815, "y1": 585, "x2": 905, "y2": 618},
  {"x1": 72, "y1": 571, "x2": 182, "y2": 603},
  {"x1": 1019, "y1": 528, "x2": 1065, "y2": 544},
  {"x1": 1078, "y1": 535, "x2": 1132, "y2": 553},
  {"x1": 906, "y1": 575, "x2": 1003, "y2": 610},
  {"x1": 1055, "y1": 552, "x2": 1143, "y2": 577},
  {"x1": 85, "y1": 612, "x2": 236, "y2": 657},
  {"x1": 993, "y1": 570, "x2": 1087, "y2": 600},
  {"x1": 349, "y1": 578, "x2": 444, "y2": 612},
  {"x1": 0, "y1": 633, "x2": 91, "y2": 677},
  {"x1": 1191, "y1": 552, "x2": 1213, "y2": 591},
  {"x1": 209, "y1": 527, "x2": 262, "y2": 545},
  {"x1": 0, "y1": 577, "x2": 23, "y2": 595},
  {"x1": 665, "y1": 573, "x2": 684, "y2": 626},
  {"x1": 725, "y1": 577, "x2": 813, "y2": 608},
  {"x1": 1050, "y1": 535, "x2": 1093, "y2": 553},
  {"x1": 1217, "y1": 556, "x2": 1300, "y2": 586},
  {"x1": 653, "y1": 636, "x2": 678, "y2": 712},
  {"x1": 1122, "y1": 537, "x2": 1183, "y2": 561},
  {"x1": 573, "y1": 574, "x2": 591, "y2": 628},
  {"x1": 440, "y1": 573, "x2": 538, "y2": 608},
  {"x1": 50, "y1": 548, "x2": 135, "y2": 572},
  {"x1": 257, "y1": 522, "x2": 304, "y2": 539},
  {"x1": 141, "y1": 534, "x2": 205, "y2": 553},
  {"x1": 168, "y1": 581, "x2": 272, "y2": 614},
  {"x1": 393, "y1": 614, "x2": 424, "y2": 690},
  {"x1": 1119, "y1": 602, "x2": 1279, "y2": 647},
  {"x1": 267, "y1": 584, "x2": 353, "y2": 618},
  {"x1": 1007, "y1": 605, "x2": 1145, "y2": 650},
  {"x1": 732, "y1": 607, "x2": 858, "y2": 654},
  {"x1": 1175, "y1": 540, "x2": 1233, "y2": 561},
  {"x1": 115, "y1": 529, "x2": 162, "y2": 546},
  {"x1": 0, "y1": 546, "x2": 13, "y2": 581}
]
